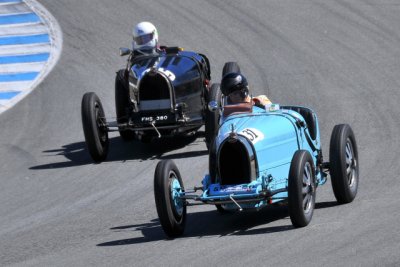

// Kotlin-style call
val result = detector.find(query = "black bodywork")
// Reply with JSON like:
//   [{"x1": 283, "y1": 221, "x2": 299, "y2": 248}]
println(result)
[{"x1": 117, "y1": 49, "x2": 211, "y2": 139}]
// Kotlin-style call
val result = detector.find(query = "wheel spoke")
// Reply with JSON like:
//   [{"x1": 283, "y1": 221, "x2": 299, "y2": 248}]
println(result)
[
  {"x1": 345, "y1": 140, "x2": 357, "y2": 187},
  {"x1": 305, "y1": 166, "x2": 311, "y2": 180},
  {"x1": 303, "y1": 165, "x2": 311, "y2": 186},
  {"x1": 170, "y1": 173, "x2": 184, "y2": 217},
  {"x1": 349, "y1": 167, "x2": 357, "y2": 187},
  {"x1": 301, "y1": 161, "x2": 313, "y2": 213},
  {"x1": 346, "y1": 165, "x2": 352, "y2": 175},
  {"x1": 303, "y1": 194, "x2": 311, "y2": 210},
  {"x1": 302, "y1": 185, "x2": 309, "y2": 195},
  {"x1": 348, "y1": 170, "x2": 353, "y2": 183},
  {"x1": 345, "y1": 144, "x2": 350, "y2": 158},
  {"x1": 303, "y1": 174, "x2": 308, "y2": 186},
  {"x1": 345, "y1": 141, "x2": 354, "y2": 175}
]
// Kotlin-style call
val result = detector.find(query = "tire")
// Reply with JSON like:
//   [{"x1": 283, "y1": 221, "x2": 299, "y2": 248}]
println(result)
[
  {"x1": 329, "y1": 124, "x2": 359, "y2": 204},
  {"x1": 288, "y1": 150, "x2": 316, "y2": 227},
  {"x1": 81, "y1": 92, "x2": 109, "y2": 162},
  {"x1": 208, "y1": 142, "x2": 221, "y2": 213},
  {"x1": 208, "y1": 144, "x2": 224, "y2": 213},
  {"x1": 115, "y1": 69, "x2": 135, "y2": 141},
  {"x1": 215, "y1": 204, "x2": 226, "y2": 213},
  {"x1": 208, "y1": 141, "x2": 218, "y2": 182},
  {"x1": 141, "y1": 134, "x2": 153, "y2": 143},
  {"x1": 222, "y1": 62, "x2": 241, "y2": 77},
  {"x1": 205, "y1": 83, "x2": 222, "y2": 149},
  {"x1": 154, "y1": 160, "x2": 187, "y2": 238}
]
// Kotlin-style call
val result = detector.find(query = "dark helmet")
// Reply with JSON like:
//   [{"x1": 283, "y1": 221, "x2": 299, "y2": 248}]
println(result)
[{"x1": 220, "y1": 72, "x2": 248, "y2": 97}]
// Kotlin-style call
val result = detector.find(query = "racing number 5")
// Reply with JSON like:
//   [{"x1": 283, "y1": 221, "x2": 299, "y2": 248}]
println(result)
[{"x1": 158, "y1": 68, "x2": 176, "y2": 81}]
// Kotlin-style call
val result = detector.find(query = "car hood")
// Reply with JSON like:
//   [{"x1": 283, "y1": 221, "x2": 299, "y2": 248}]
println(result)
[
  {"x1": 130, "y1": 51, "x2": 203, "y2": 87},
  {"x1": 216, "y1": 111, "x2": 300, "y2": 170}
]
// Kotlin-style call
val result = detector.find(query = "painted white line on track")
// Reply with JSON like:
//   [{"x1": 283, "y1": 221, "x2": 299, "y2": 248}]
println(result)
[
  {"x1": 0, "y1": 21, "x2": 40, "y2": 28},
  {"x1": 0, "y1": 80, "x2": 31, "y2": 91},
  {"x1": 0, "y1": 61, "x2": 45, "y2": 72},
  {"x1": 0, "y1": 24, "x2": 47, "y2": 36},
  {"x1": 0, "y1": 3, "x2": 29, "y2": 14},
  {"x1": 0, "y1": 43, "x2": 50, "y2": 55},
  {"x1": 0, "y1": 11, "x2": 31, "y2": 16},
  {"x1": 0, "y1": 3, "x2": 22, "y2": 7}
]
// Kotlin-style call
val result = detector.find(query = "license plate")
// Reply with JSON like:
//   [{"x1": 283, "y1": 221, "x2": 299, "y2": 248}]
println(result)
[
  {"x1": 141, "y1": 115, "x2": 170, "y2": 122},
  {"x1": 208, "y1": 184, "x2": 256, "y2": 196},
  {"x1": 219, "y1": 185, "x2": 251, "y2": 193}
]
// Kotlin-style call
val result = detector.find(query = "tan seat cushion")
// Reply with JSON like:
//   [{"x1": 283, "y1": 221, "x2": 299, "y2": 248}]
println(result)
[{"x1": 223, "y1": 102, "x2": 253, "y2": 117}]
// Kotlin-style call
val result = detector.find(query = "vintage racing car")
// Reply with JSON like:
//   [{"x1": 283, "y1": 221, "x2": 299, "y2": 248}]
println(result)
[
  {"x1": 154, "y1": 98, "x2": 359, "y2": 237},
  {"x1": 81, "y1": 47, "x2": 221, "y2": 162}
]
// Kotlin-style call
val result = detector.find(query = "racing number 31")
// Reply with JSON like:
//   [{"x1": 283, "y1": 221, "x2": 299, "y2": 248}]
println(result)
[{"x1": 240, "y1": 128, "x2": 264, "y2": 144}]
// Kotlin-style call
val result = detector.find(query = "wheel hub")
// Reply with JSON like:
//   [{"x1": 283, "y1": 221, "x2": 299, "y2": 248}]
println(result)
[
  {"x1": 302, "y1": 162, "x2": 314, "y2": 213},
  {"x1": 170, "y1": 176, "x2": 184, "y2": 216},
  {"x1": 345, "y1": 139, "x2": 357, "y2": 187}
]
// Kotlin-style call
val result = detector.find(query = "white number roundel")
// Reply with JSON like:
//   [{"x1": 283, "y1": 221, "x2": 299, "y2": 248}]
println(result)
[
  {"x1": 158, "y1": 67, "x2": 176, "y2": 81},
  {"x1": 142, "y1": 67, "x2": 176, "y2": 81},
  {"x1": 239, "y1": 128, "x2": 264, "y2": 144}
]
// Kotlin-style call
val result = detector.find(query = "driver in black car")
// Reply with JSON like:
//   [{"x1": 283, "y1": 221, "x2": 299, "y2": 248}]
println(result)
[
  {"x1": 131, "y1": 21, "x2": 160, "y2": 56},
  {"x1": 130, "y1": 21, "x2": 182, "y2": 59}
]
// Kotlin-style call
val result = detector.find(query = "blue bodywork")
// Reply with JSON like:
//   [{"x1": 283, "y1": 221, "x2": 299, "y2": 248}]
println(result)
[{"x1": 182, "y1": 104, "x2": 327, "y2": 211}]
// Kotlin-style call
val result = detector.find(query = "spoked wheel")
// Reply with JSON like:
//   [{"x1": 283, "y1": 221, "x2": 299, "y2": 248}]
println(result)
[
  {"x1": 222, "y1": 62, "x2": 241, "y2": 77},
  {"x1": 329, "y1": 124, "x2": 359, "y2": 203},
  {"x1": 115, "y1": 69, "x2": 135, "y2": 141},
  {"x1": 154, "y1": 160, "x2": 187, "y2": 238},
  {"x1": 207, "y1": 142, "x2": 224, "y2": 213},
  {"x1": 140, "y1": 134, "x2": 153, "y2": 143},
  {"x1": 205, "y1": 83, "x2": 222, "y2": 149},
  {"x1": 288, "y1": 150, "x2": 316, "y2": 228},
  {"x1": 81, "y1": 92, "x2": 109, "y2": 162}
]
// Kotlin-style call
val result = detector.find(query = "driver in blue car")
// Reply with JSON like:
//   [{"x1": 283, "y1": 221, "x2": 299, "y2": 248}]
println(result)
[{"x1": 220, "y1": 72, "x2": 272, "y2": 107}]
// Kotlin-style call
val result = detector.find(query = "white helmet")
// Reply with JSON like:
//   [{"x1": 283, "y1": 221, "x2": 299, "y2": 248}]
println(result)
[{"x1": 132, "y1": 22, "x2": 158, "y2": 54}]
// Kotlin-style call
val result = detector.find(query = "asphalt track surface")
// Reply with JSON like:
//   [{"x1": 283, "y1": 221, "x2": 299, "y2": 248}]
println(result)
[{"x1": 1, "y1": 0, "x2": 400, "y2": 266}]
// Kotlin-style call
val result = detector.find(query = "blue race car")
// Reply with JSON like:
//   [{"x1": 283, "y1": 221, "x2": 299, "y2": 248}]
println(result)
[{"x1": 153, "y1": 96, "x2": 359, "y2": 237}]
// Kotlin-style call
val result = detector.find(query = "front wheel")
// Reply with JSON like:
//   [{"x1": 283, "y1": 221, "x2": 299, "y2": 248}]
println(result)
[
  {"x1": 205, "y1": 83, "x2": 222, "y2": 149},
  {"x1": 115, "y1": 69, "x2": 135, "y2": 141},
  {"x1": 81, "y1": 92, "x2": 109, "y2": 162},
  {"x1": 288, "y1": 150, "x2": 316, "y2": 228},
  {"x1": 154, "y1": 160, "x2": 187, "y2": 238},
  {"x1": 329, "y1": 124, "x2": 359, "y2": 204},
  {"x1": 222, "y1": 62, "x2": 241, "y2": 77}
]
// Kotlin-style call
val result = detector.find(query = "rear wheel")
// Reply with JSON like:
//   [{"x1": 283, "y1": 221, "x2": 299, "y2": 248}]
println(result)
[
  {"x1": 154, "y1": 160, "x2": 187, "y2": 238},
  {"x1": 222, "y1": 62, "x2": 241, "y2": 77},
  {"x1": 81, "y1": 92, "x2": 109, "y2": 162},
  {"x1": 115, "y1": 69, "x2": 135, "y2": 141},
  {"x1": 288, "y1": 150, "x2": 316, "y2": 227},
  {"x1": 215, "y1": 204, "x2": 227, "y2": 213},
  {"x1": 205, "y1": 83, "x2": 222, "y2": 149},
  {"x1": 329, "y1": 124, "x2": 359, "y2": 203},
  {"x1": 207, "y1": 142, "x2": 223, "y2": 213},
  {"x1": 140, "y1": 134, "x2": 153, "y2": 143}
]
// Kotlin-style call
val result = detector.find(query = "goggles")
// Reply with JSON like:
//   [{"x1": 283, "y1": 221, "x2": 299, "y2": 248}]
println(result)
[{"x1": 134, "y1": 32, "x2": 155, "y2": 45}]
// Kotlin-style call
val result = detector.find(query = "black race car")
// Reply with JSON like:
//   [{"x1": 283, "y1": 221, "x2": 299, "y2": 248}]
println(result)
[{"x1": 81, "y1": 47, "x2": 221, "y2": 162}]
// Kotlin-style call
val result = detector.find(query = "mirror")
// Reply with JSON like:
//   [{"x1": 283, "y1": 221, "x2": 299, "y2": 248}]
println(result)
[
  {"x1": 119, "y1": 47, "x2": 131, "y2": 56},
  {"x1": 208, "y1": 101, "x2": 218, "y2": 112}
]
